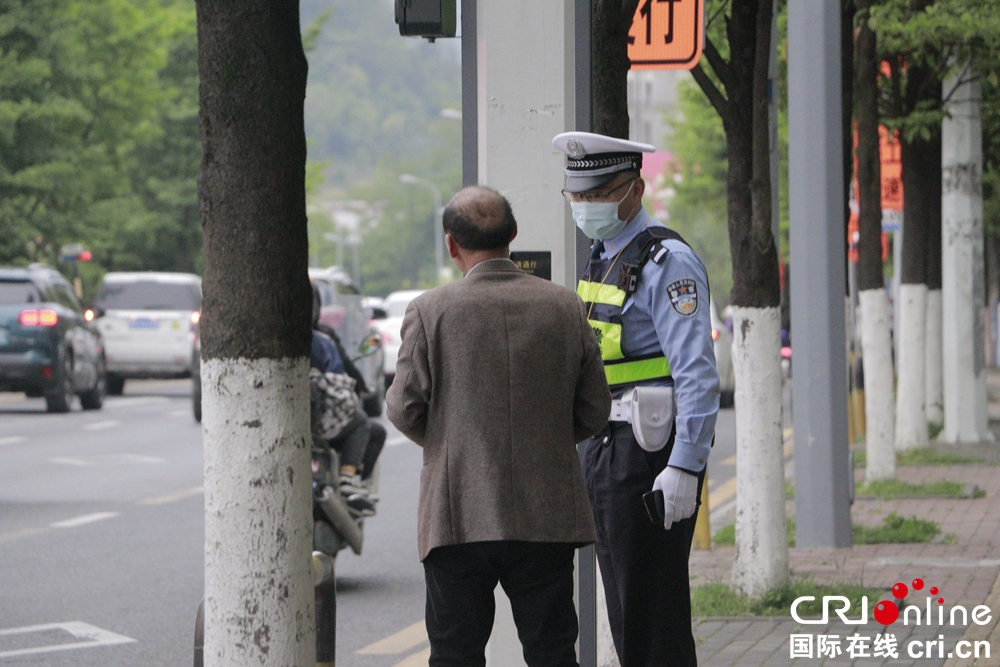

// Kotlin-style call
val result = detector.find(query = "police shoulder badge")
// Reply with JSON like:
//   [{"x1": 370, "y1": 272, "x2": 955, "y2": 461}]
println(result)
[{"x1": 666, "y1": 278, "x2": 699, "y2": 317}]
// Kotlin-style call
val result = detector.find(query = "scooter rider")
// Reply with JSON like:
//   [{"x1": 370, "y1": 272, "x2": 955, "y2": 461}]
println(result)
[
  {"x1": 310, "y1": 283, "x2": 384, "y2": 515},
  {"x1": 553, "y1": 131, "x2": 719, "y2": 667}
]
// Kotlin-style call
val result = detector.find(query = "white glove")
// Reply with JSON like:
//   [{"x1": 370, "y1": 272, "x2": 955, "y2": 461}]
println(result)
[{"x1": 652, "y1": 466, "x2": 699, "y2": 530}]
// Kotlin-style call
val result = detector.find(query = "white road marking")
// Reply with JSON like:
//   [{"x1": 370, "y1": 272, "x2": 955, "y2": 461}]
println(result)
[
  {"x1": 50, "y1": 512, "x2": 119, "y2": 529},
  {"x1": 104, "y1": 397, "x2": 169, "y2": 408},
  {"x1": 138, "y1": 486, "x2": 203, "y2": 505},
  {"x1": 83, "y1": 420, "x2": 120, "y2": 431},
  {"x1": 0, "y1": 436, "x2": 26, "y2": 446},
  {"x1": 386, "y1": 436, "x2": 410, "y2": 447},
  {"x1": 48, "y1": 457, "x2": 92, "y2": 467},
  {"x1": 0, "y1": 621, "x2": 135, "y2": 659},
  {"x1": 49, "y1": 454, "x2": 164, "y2": 467}
]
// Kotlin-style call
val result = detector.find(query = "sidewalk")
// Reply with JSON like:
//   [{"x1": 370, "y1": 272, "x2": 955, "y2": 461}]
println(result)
[{"x1": 691, "y1": 445, "x2": 1000, "y2": 666}]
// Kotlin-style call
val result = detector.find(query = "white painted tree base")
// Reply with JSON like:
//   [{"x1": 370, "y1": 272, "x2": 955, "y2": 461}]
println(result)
[
  {"x1": 729, "y1": 306, "x2": 788, "y2": 598},
  {"x1": 925, "y1": 289, "x2": 944, "y2": 427},
  {"x1": 860, "y1": 289, "x2": 896, "y2": 480},
  {"x1": 895, "y1": 284, "x2": 928, "y2": 451},
  {"x1": 202, "y1": 357, "x2": 315, "y2": 667}
]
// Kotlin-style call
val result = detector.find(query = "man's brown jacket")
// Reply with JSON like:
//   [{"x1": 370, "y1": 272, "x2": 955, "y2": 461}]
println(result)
[{"x1": 386, "y1": 259, "x2": 611, "y2": 560}]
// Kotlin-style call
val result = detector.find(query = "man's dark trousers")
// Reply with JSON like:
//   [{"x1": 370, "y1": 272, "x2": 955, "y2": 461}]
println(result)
[
  {"x1": 423, "y1": 540, "x2": 580, "y2": 667},
  {"x1": 582, "y1": 422, "x2": 706, "y2": 667}
]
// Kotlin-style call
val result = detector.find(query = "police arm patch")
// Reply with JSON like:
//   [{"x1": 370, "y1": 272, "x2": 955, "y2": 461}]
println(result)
[{"x1": 667, "y1": 278, "x2": 699, "y2": 317}]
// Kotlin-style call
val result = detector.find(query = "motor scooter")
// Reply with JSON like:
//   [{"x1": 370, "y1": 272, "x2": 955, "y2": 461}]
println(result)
[{"x1": 311, "y1": 437, "x2": 379, "y2": 558}]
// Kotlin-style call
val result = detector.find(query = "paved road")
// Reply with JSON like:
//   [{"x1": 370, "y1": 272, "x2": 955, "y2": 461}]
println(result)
[{"x1": 0, "y1": 380, "x2": 743, "y2": 666}]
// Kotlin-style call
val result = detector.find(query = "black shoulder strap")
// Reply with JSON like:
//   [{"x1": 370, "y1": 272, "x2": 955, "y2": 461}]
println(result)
[{"x1": 637, "y1": 226, "x2": 689, "y2": 268}]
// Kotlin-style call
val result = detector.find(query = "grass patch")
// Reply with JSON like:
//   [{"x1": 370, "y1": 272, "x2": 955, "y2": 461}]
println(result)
[
  {"x1": 713, "y1": 522, "x2": 735, "y2": 545},
  {"x1": 713, "y1": 513, "x2": 939, "y2": 547},
  {"x1": 853, "y1": 446, "x2": 984, "y2": 467},
  {"x1": 897, "y1": 448, "x2": 983, "y2": 466},
  {"x1": 928, "y1": 422, "x2": 944, "y2": 440},
  {"x1": 856, "y1": 479, "x2": 969, "y2": 499},
  {"x1": 691, "y1": 580, "x2": 881, "y2": 618},
  {"x1": 852, "y1": 512, "x2": 939, "y2": 544},
  {"x1": 785, "y1": 482, "x2": 795, "y2": 498}
]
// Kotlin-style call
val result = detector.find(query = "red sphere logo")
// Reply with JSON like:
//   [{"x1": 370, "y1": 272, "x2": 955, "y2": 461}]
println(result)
[
  {"x1": 874, "y1": 600, "x2": 899, "y2": 625},
  {"x1": 912, "y1": 578, "x2": 924, "y2": 590},
  {"x1": 891, "y1": 582, "x2": 908, "y2": 599},
  {"x1": 930, "y1": 586, "x2": 939, "y2": 595}
]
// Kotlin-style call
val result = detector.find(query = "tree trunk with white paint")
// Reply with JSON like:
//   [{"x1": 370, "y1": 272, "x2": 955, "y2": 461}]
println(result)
[
  {"x1": 691, "y1": 0, "x2": 786, "y2": 598},
  {"x1": 197, "y1": 1, "x2": 316, "y2": 664},
  {"x1": 925, "y1": 289, "x2": 944, "y2": 426},
  {"x1": 940, "y1": 60, "x2": 993, "y2": 445},
  {"x1": 730, "y1": 306, "x2": 788, "y2": 598},
  {"x1": 895, "y1": 284, "x2": 927, "y2": 450},
  {"x1": 860, "y1": 289, "x2": 896, "y2": 480},
  {"x1": 855, "y1": 1, "x2": 895, "y2": 480}
]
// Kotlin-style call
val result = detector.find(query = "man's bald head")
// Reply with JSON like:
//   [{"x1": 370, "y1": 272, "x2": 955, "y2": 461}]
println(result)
[{"x1": 442, "y1": 186, "x2": 517, "y2": 251}]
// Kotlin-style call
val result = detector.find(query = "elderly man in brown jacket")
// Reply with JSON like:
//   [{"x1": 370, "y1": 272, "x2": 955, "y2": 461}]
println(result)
[{"x1": 386, "y1": 186, "x2": 611, "y2": 667}]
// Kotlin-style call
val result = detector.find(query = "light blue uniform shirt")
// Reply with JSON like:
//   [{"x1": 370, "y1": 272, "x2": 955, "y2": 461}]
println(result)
[{"x1": 597, "y1": 207, "x2": 719, "y2": 472}]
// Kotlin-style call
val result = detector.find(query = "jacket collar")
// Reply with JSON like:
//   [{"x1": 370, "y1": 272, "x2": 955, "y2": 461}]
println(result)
[{"x1": 465, "y1": 257, "x2": 520, "y2": 278}]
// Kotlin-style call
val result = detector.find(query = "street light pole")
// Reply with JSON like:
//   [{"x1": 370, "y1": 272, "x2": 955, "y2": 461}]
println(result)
[{"x1": 399, "y1": 174, "x2": 444, "y2": 283}]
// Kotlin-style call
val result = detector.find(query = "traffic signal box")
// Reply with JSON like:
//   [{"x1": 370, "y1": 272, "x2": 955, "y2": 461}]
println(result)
[{"x1": 395, "y1": 0, "x2": 456, "y2": 40}]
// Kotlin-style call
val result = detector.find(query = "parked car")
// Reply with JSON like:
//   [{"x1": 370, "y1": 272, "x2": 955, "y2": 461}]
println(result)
[
  {"x1": 0, "y1": 264, "x2": 106, "y2": 412},
  {"x1": 93, "y1": 272, "x2": 201, "y2": 395},
  {"x1": 710, "y1": 297, "x2": 735, "y2": 408},
  {"x1": 373, "y1": 289, "x2": 425, "y2": 386},
  {"x1": 310, "y1": 267, "x2": 386, "y2": 416}
]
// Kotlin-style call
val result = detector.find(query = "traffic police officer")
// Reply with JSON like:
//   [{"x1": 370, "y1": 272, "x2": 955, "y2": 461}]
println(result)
[{"x1": 553, "y1": 131, "x2": 719, "y2": 667}]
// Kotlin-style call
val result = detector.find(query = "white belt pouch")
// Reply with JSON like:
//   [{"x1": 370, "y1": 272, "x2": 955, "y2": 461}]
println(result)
[{"x1": 610, "y1": 386, "x2": 676, "y2": 452}]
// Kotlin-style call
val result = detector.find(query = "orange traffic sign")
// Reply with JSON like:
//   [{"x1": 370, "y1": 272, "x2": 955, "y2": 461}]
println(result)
[{"x1": 628, "y1": 0, "x2": 704, "y2": 70}]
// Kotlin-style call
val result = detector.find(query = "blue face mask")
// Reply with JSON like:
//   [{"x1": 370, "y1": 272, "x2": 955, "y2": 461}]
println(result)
[
  {"x1": 570, "y1": 179, "x2": 637, "y2": 240},
  {"x1": 571, "y1": 201, "x2": 627, "y2": 240}
]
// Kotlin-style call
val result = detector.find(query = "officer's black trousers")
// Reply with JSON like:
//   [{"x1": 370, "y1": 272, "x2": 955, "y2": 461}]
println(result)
[{"x1": 582, "y1": 422, "x2": 705, "y2": 667}]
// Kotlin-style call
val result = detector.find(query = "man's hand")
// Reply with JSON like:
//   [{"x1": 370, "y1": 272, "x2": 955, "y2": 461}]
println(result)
[{"x1": 651, "y1": 466, "x2": 699, "y2": 530}]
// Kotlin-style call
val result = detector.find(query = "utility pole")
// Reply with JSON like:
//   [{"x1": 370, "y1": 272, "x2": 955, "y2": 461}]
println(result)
[
  {"x1": 399, "y1": 174, "x2": 445, "y2": 283},
  {"x1": 788, "y1": 0, "x2": 853, "y2": 548},
  {"x1": 940, "y1": 60, "x2": 993, "y2": 444}
]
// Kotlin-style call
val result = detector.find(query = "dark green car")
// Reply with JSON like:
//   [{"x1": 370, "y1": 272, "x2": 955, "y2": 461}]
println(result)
[{"x1": 0, "y1": 264, "x2": 106, "y2": 412}]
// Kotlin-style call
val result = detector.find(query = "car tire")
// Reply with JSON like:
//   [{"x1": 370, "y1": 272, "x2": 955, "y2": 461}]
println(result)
[
  {"x1": 192, "y1": 377, "x2": 202, "y2": 423},
  {"x1": 106, "y1": 374, "x2": 125, "y2": 396},
  {"x1": 45, "y1": 353, "x2": 74, "y2": 413},
  {"x1": 80, "y1": 356, "x2": 106, "y2": 411},
  {"x1": 363, "y1": 373, "x2": 385, "y2": 417}
]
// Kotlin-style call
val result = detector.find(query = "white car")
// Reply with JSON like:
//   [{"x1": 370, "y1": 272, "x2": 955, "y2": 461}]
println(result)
[
  {"x1": 374, "y1": 289, "x2": 425, "y2": 385},
  {"x1": 93, "y1": 272, "x2": 201, "y2": 395},
  {"x1": 710, "y1": 297, "x2": 735, "y2": 408}
]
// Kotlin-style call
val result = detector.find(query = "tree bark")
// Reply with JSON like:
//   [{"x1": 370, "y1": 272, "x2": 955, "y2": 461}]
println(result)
[
  {"x1": 592, "y1": 0, "x2": 640, "y2": 138},
  {"x1": 895, "y1": 66, "x2": 942, "y2": 451},
  {"x1": 854, "y1": 2, "x2": 882, "y2": 295},
  {"x1": 842, "y1": 0, "x2": 856, "y2": 296},
  {"x1": 926, "y1": 127, "x2": 943, "y2": 424},
  {"x1": 197, "y1": 1, "x2": 315, "y2": 664}
]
